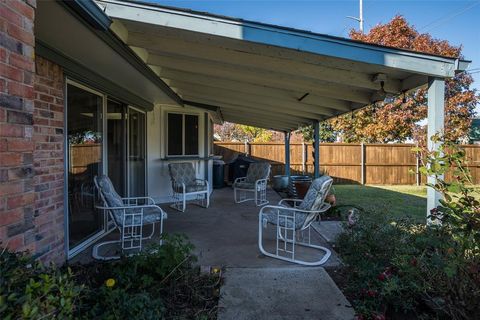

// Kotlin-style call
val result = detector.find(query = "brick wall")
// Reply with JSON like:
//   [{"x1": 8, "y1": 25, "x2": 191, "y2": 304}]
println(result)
[
  {"x1": 32, "y1": 56, "x2": 65, "y2": 263},
  {"x1": 0, "y1": 0, "x2": 66, "y2": 263}
]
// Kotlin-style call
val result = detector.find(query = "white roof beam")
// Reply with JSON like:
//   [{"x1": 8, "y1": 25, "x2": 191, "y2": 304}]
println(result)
[
  {"x1": 223, "y1": 113, "x2": 296, "y2": 131},
  {"x1": 172, "y1": 85, "x2": 336, "y2": 117},
  {"x1": 99, "y1": 0, "x2": 462, "y2": 77},
  {"x1": 128, "y1": 32, "x2": 402, "y2": 93},
  {"x1": 183, "y1": 95, "x2": 323, "y2": 120},
  {"x1": 148, "y1": 52, "x2": 372, "y2": 105},
  {"x1": 167, "y1": 79, "x2": 349, "y2": 114}
]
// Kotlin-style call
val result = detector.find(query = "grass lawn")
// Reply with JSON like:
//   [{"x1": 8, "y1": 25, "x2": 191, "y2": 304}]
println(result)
[
  {"x1": 333, "y1": 185, "x2": 427, "y2": 221},
  {"x1": 333, "y1": 184, "x2": 480, "y2": 222}
]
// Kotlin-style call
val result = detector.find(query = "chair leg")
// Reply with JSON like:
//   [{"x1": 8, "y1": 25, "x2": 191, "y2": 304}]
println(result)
[{"x1": 258, "y1": 218, "x2": 331, "y2": 266}]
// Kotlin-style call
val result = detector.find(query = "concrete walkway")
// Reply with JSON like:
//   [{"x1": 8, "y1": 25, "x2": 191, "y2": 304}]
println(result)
[{"x1": 218, "y1": 267, "x2": 354, "y2": 320}]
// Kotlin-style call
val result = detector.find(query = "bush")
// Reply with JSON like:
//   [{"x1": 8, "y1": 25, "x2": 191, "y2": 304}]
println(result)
[
  {"x1": 337, "y1": 138, "x2": 480, "y2": 320},
  {"x1": 0, "y1": 249, "x2": 81, "y2": 319},
  {"x1": 1, "y1": 234, "x2": 221, "y2": 320}
]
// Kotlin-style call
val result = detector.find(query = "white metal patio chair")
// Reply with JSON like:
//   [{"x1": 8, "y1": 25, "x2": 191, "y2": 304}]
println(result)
[
  {"x1": 258, "y1": 175, "x2": 333, "y2": 266},
  {"x1": 168, "y1": 162, "x2": 210, "y2": 212},
  {"x1": 233, "y1": 162, "x2": 271, "y2": 206},
  {"x1": 93, "y1": 175, "x2": 167, "y2": 260}
]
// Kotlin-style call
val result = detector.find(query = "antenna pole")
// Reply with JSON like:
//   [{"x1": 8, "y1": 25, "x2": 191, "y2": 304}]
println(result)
[{"x1": 359, "y1": 0, "x2": 364, "y2": 33}]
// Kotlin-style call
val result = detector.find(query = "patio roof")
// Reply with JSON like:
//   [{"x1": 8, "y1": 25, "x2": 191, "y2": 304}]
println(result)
[{"x1": 96, "y1": 0, "x2": 469, "y2": 131}]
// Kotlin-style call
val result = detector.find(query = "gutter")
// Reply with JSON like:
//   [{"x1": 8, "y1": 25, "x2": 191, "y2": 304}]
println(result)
[{"x1": 62, "y1": 0, "x2": 112, "y2": 31}]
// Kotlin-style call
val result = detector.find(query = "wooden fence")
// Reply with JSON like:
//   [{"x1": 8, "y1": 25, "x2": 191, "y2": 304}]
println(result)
[{"x1": 214, "y1": 142, "x2": 480, "y2": 185}]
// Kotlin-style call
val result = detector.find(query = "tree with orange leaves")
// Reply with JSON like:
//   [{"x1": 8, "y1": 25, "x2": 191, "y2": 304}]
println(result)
[{"x1": 328, "y1": 15, "x2": 478, "y2": 143}]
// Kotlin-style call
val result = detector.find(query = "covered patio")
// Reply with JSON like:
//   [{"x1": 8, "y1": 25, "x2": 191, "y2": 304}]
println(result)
[
  {"x1": 73, "y1": 187, "x2": 342, "y2": 268},
  {"x1": 97, "y1": 0, "x2": 470, "y2": 218}
]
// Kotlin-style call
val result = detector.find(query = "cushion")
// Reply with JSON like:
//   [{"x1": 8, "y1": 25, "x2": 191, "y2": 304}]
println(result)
[
  {"x1": 234, "y1": 181, "x2": 256, "y2": 189},
  {"x1": 297, "y1": 176, "x2": 333, "y2": 211},
  {"x1": 245, "y1": 162, "x2": 271, "y2": 183},
  {"x1": 261, "y1": 206, "x2": 309, "y2": 230},
  {"x1": 185, "y1": 184, "x2": 208, "y2": 192},
  {"x1": 168, "y1": 162, "x2": 196, "y2": 186},
  {"x1": 95, "y1": 175, "x2": 166, "y2": 227},
  {"x1": 123, "y1": 207, "x2": 167, "y2": 226}
]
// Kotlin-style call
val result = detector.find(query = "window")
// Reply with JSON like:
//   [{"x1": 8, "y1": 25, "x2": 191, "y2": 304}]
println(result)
[{"x1": 167, "y1": 113, "x2": 199, "y2": 156}]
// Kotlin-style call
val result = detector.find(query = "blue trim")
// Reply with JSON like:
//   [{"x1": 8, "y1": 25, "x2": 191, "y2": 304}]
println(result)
[{"x1": 62, "y1": 0, "x2": 112, "y2": 31}]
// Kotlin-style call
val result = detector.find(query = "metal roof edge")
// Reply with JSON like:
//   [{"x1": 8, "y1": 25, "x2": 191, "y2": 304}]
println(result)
[{"x1": 61, "y1": 0, "x2": 112, "y2": 31}]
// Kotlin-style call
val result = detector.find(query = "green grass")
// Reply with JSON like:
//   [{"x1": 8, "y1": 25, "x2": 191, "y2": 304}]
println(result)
[
  {"x1": 333, "y1": 184, "x2": 480, "y2": 222},
  {"x1": 333, "y1": 185, "x2": 427, "y2": 222}
]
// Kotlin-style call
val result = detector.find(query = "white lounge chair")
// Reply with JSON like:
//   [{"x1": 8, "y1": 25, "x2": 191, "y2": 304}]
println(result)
[
  {"x1": 233, "y1": 162, "x2": 271, "y2": 206},
  {"x1": 258, "y1": 175, "x2": 333, "y2": 266},
  {"x1": 168, "y1": 162, "x2": 210, "y2": 212},
  {"x1": 93, "y1": 175, "x2": 167, "y2": 260}
]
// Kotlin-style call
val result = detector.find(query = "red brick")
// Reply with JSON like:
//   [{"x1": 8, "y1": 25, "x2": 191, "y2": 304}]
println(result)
[
  {"x1": 0, "y1": 108, "x2": 5, "y2": 122},
  {"x1": 0, "y1": 151, "x2": 22, "y2": 166},
  {"x1": 7, "y1": 81, "x2": 34, "y2": 99},
  {"x1": 7, "y1": 22, "x2": 34, "y2": 45},
  {"x1": 0, "y1": 47, "x2": 6, "y2": 63},
  {"x1": 6, "y1": 0, "x2": 34, "y2": 21},
  {"x1": 6, "y1": 234, "x2": 24, "y2": 251},
  {"x1": 0, "y1": 78, "x2": 5, "y2": 92},
  {"x1": 0, "y1": 4, "x2": 22, "y2": 26},
  {"x1": 7, "y1": 139, "x2": 33, "y2": 151},
  {"x1": 0, "y1": 123, "x2": 23, "y2": 137},
  {"x1": 0, "y1": 208, "x2": 23, "y2": 227},
  {"x1": 7, "y1": 192, "x2": 34, "y2": 209},
  {"x1": 9, "y1": 52, "x2": 34, "y2": 72},
  {"x1": 0, "y1": 184, "x2": 22, "y2": 198},
  {"x1": 0, "y1": 62, "x2": 23, "y2": 81}
]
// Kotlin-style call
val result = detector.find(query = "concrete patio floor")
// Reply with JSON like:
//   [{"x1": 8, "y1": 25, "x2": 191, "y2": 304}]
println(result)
[{"x1": 164, "y1": 187, "x2": 342, "y2": 268}]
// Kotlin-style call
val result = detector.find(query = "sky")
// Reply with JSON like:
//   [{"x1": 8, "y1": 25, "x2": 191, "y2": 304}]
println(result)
[{"x1": 151, "y1": 0, "x2": 480, "y2": 100}]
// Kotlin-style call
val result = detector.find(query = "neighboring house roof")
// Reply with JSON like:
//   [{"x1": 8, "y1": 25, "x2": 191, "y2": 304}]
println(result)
[{"x1": 470, "y1": 118, "x2": 480, "y2": 142}]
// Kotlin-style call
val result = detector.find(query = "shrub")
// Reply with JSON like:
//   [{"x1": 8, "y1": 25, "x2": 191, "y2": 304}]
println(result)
[
  {"x1": 0, "y1": 249, "x2": 81, "y2": 319},
  {"x1": 337, "y1": 137, "x2": 480, "y2": 320},
  {"x1": 1, "y1": 234, "x2": 221, "y2": 320}
]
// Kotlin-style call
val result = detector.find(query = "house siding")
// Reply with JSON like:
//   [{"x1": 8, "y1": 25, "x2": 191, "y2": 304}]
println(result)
[{"x1": 0, "y1": 0, "x2": 65, "y2": 264}]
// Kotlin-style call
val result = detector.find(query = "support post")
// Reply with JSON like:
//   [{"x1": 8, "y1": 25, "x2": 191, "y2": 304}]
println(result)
[
  {"x1": 284, "y1": 131, "x2": 291, "y2": 176},
  {"x1": 301, "y1": 141, "x2": 306, "y2": 175},
  {"x1": 360, "y1": 142, "x2": 366, "y2": 185},
  {"x1": 427, "y1": 77, "x2": 445, "y2": 221},
  {"x1": 314, "y1": 121, "x2": 320, "y2": 178}
]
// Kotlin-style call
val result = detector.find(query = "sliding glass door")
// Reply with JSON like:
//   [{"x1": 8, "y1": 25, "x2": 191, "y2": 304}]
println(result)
[
  {"x1": 66, "y1": 81, "x2": 148, "y2": 258},
  {"x1": 66, "y1": 83, "x2": 104, "y2": 251}
]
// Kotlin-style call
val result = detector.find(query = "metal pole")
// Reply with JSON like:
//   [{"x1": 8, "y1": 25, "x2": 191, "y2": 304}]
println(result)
[
  {"x1": 314, "y1": 121, "x2": 320, "y2": 178},
  {"x1": 359, "y1": 0, "x2": 364, "y2": 33},
  {"x1": 285, "y1": 131, "x2": 291, "y2": 177}
]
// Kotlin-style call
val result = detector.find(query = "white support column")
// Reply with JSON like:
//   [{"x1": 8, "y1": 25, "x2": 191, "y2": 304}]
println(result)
[
  {"x1": 314, "y1": 121, "x2": 320, "y2": 178},
  {"x1": 284, "y1": 131, "x2": 291, "y2": 176},
  {"x1": 427, "y1": 77, "x2": 445, "y2": 220}
]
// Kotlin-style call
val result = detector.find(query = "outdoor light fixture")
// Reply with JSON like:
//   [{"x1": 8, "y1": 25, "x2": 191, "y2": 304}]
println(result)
[{"x1": 371, "y1": 73, "x2": 388, "y2": 103}]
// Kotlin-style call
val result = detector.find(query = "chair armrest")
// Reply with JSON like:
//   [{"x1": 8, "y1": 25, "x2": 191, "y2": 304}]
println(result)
[
  {"x1": 194, "y1": 178, "x2": 208, "y2": 185},
  {"x1": 172, "y1": 181, "x2": 186, "y2": 193},
  {"x1": 234, "y1": 177, "x2": 247, "y2": 183},
  {"x1": 122, "y1": 196, "x2": 155, "y2": 205},
  {"x1": 259, "y1": 205, "x2": 319, "y2": 215},
  {"x1": 278, "y1": 198, "x2": 303, "y2": 207}
]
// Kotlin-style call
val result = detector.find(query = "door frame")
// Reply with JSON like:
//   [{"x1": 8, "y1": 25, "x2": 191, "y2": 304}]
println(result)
[
  {"x1": 65, "y1": 80, "x2": 149, "y2": 259},
  {"x1": 65, "y1": 78, "x2": 110, "y2": 259},
  {"x1": 127, "y1": 106, "x2": 148, "y2": 197}
]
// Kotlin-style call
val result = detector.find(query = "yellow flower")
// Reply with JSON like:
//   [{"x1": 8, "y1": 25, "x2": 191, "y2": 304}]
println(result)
[{"x1": 105, "y1": 278, "x2": 116, "y2": 287}]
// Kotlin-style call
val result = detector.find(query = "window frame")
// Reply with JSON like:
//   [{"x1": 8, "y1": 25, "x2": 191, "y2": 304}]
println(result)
[{"x1": 166, "y1": 112, "x2": 200, "y2": 157}]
